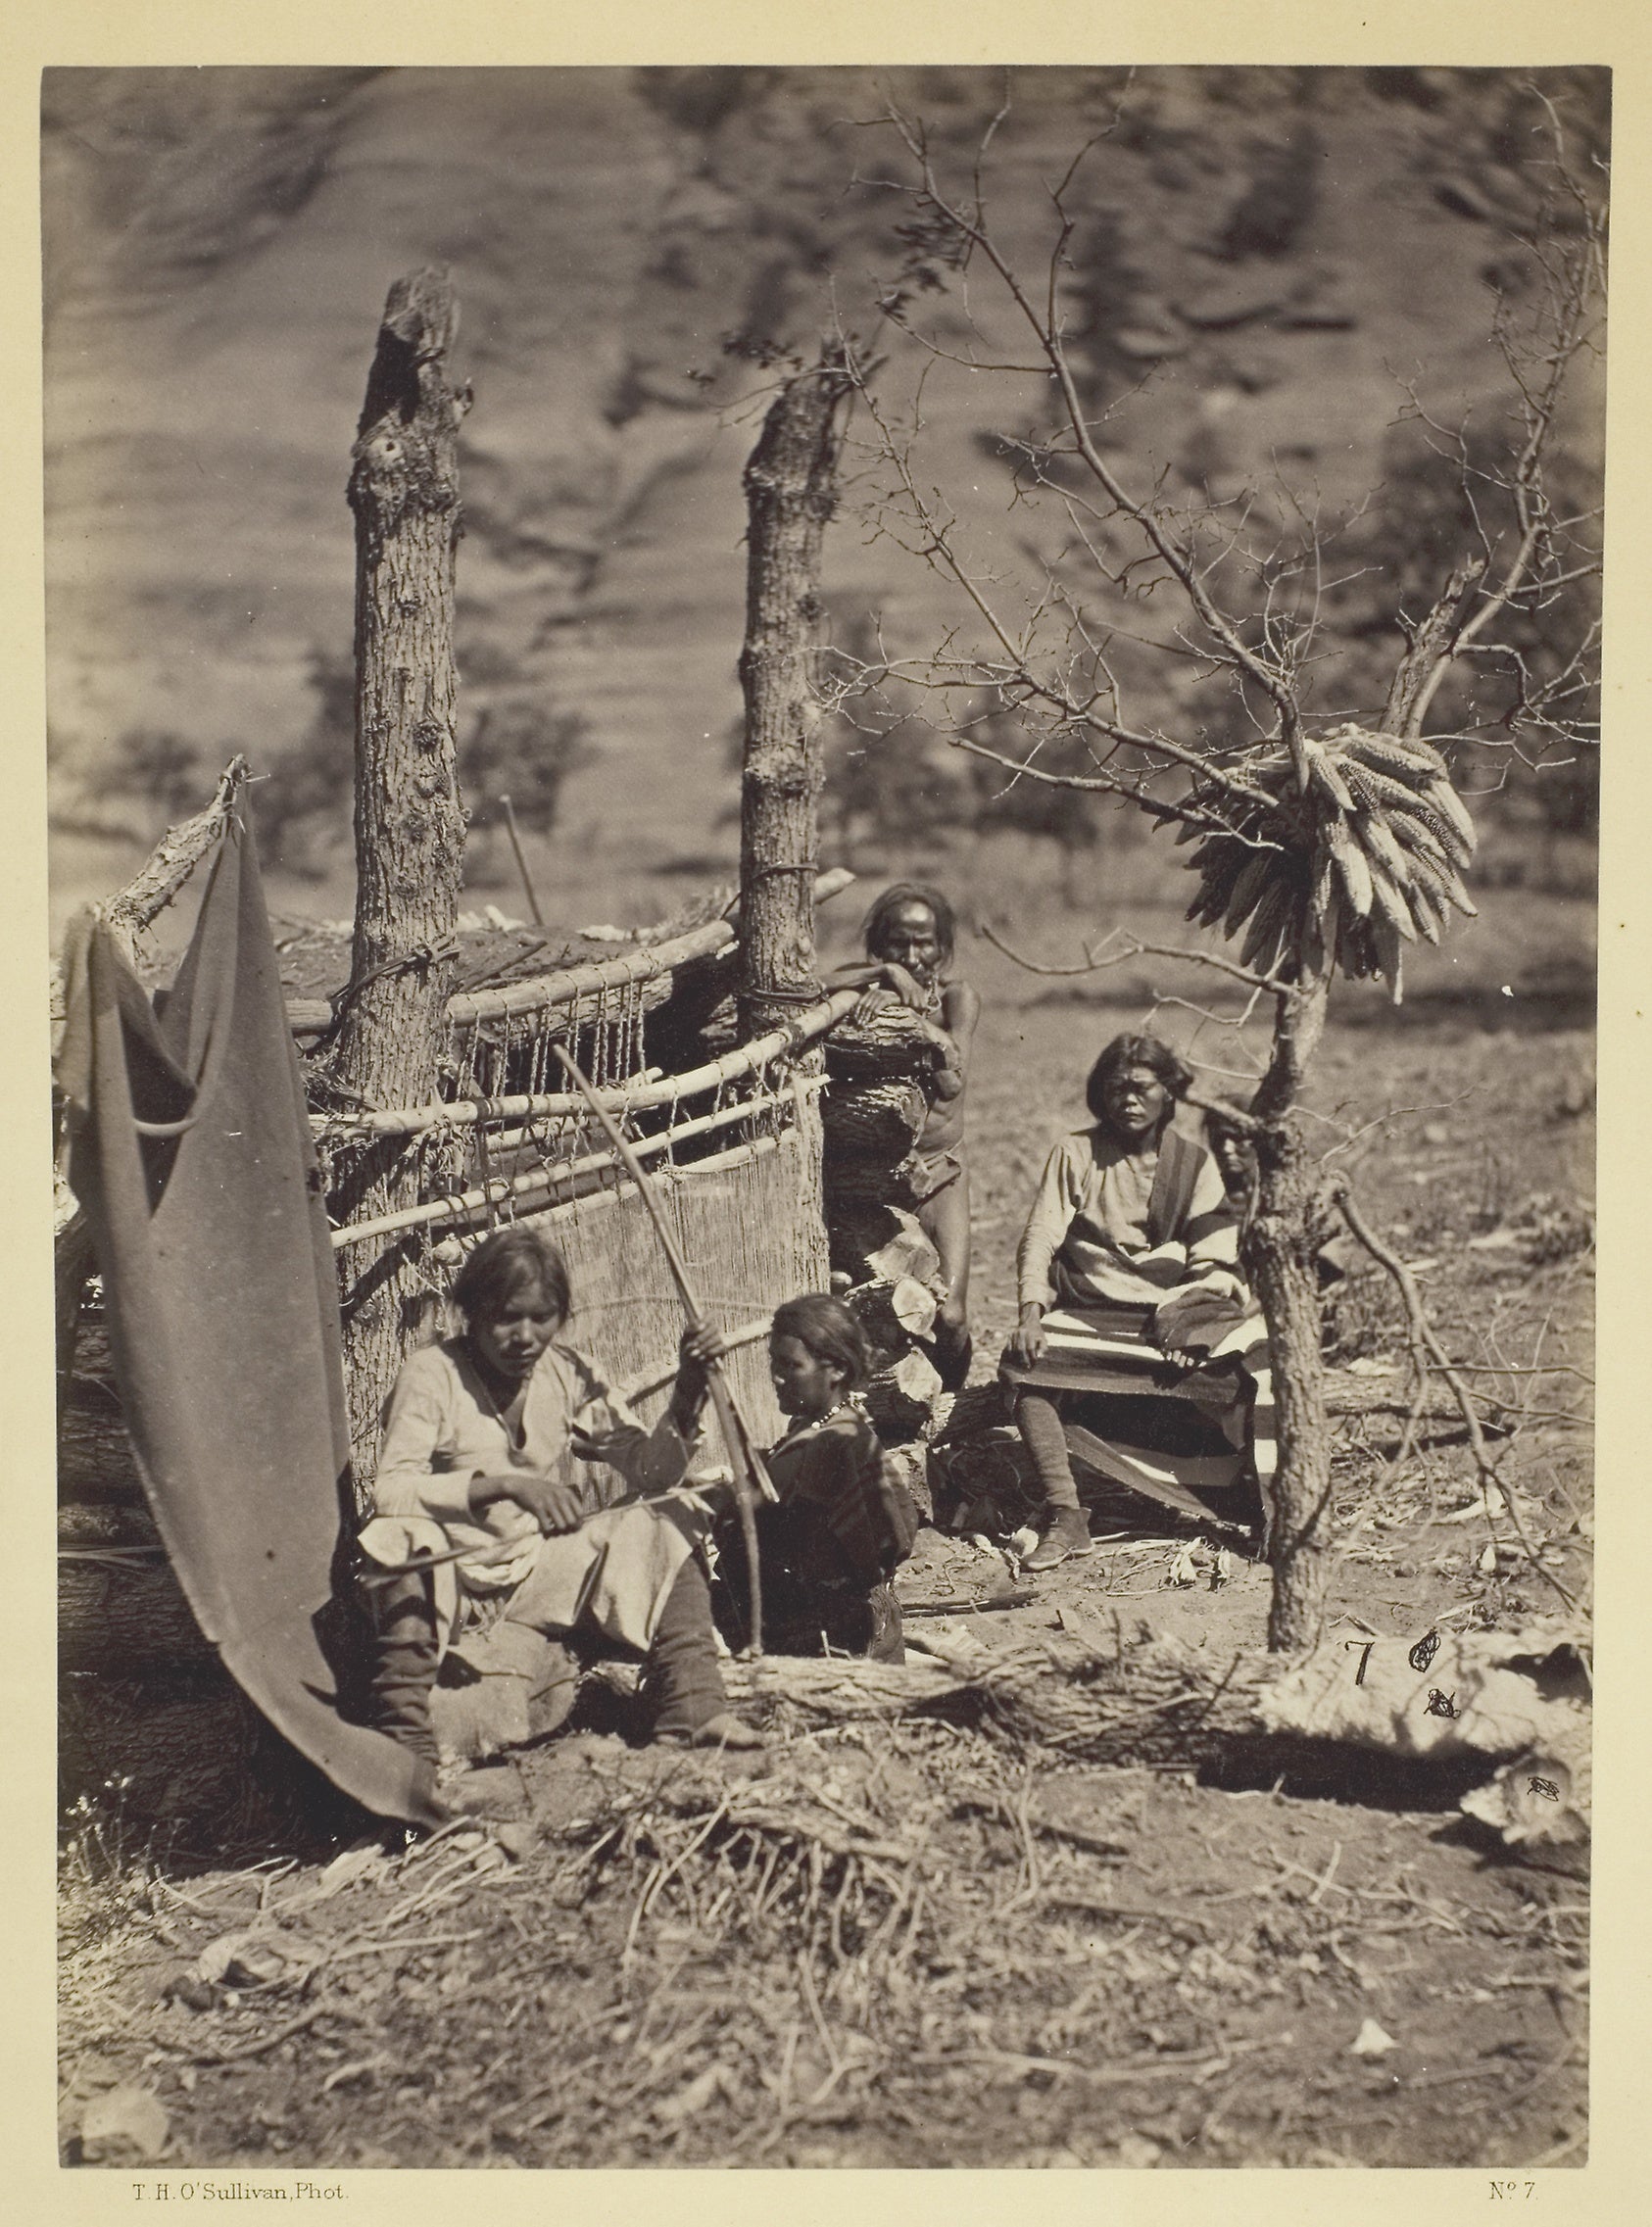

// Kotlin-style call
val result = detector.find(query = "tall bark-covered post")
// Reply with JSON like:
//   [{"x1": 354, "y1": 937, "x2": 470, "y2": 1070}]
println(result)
[
  {"x1": 330, "y1": 267, "x2": 468, "y2": 1485},
  {"x1": 737, "y1": 347, "x2": 854, "y2": 1036},
  {"x1": 1245, "y1": 969, "x2": 1335, "y2": 1652},
  {"x1": 1243, "y1": 608, "x2": 1470, "y2": 1654}
]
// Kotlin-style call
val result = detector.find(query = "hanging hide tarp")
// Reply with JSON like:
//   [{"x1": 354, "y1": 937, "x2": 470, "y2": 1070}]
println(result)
[{"x1": 58, "y1": 815, "x2": 441, "y2": 1828}]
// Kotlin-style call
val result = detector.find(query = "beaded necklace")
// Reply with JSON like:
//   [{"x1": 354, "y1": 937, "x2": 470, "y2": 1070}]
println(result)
[{"x1": 768, "y1": 1397, "x2": 854, "y2": 1462}]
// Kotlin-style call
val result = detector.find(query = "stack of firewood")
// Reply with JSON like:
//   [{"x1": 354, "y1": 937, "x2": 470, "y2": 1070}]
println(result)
[{"x1": 837, "y1": 1209, "x2": 951, "y2": 1456}]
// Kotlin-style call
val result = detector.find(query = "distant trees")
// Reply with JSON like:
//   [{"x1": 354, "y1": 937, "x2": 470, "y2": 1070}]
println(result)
[
  {"x1": 119, "y1": 729, "x2": 202, "y2": 825},
  {"x1": 818, "y1": 606, "x2": 1125, "y2": 897},
  {"x1": 56, "y1": 725, "x2": 219, "y2": 843},
  {"x1": 462, "y1": 699, "x2": 593, "y2": 884},
  {"x1": 1341, "y1": 430, "x2": 1601, "y2": 847},
  {"x1": 248, "y1": 646, "x2": 355, "y2": 877},
  {"x1": 632, "y1": 66, "x2": 778, "y2": 138},
  {"x1": 817, "y1": 611, "x2": 968, "y2": 866},
  {"x1": 960, "y1": 700, "x2": 1113, "y2": 904},
  {"x1": 248, "y1": 646, "x2": 592, "y2": 884}
]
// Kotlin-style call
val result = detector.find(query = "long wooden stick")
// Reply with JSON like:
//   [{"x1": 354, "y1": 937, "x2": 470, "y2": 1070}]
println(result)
[
  {"x1": 498, "y1": 794, "x2": 545, "y2": 924},
  {"x1": 552, "y1": 1041, "x2": 772, "y2": 1656}
]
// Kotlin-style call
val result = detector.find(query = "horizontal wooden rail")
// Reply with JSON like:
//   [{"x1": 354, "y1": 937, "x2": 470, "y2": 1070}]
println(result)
[
  {"x1": 290, "y1": 864, "x2": 855, "y2": 1036},
  {"x1": 315, "y1": 988, "x2": 859, "y2": 1143},
  {"x1": 428, "y1": 1128, "x2": 797, "y2": 1266},
  {"x1": 621, "y1": 1315, "x2": 774, "y2": 1405},
  {"x1": 331, "y1": 1078, "x2": 825, "y2": 1249}
]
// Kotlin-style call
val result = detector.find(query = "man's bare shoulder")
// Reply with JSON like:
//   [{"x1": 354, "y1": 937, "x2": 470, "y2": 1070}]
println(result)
[{"x1": 940, "y1": 977, "x2": 982, "y2": 1026}]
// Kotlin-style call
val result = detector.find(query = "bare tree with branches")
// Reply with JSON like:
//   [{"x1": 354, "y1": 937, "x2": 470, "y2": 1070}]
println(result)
[{"x1": 834, "y1": 87, "x2": 1602, "y2": 1648}]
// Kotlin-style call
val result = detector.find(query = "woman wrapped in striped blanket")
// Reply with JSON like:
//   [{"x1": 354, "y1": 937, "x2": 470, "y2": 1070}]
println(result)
[{"x1": 1000, "y1": 1034, "x2": 1277, "y2": 1571}]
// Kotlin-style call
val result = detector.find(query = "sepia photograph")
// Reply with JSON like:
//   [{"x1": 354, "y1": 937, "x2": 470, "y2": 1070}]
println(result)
[{"x1": 44, "y1": 57, "x2": 1602, "y2": 2177}]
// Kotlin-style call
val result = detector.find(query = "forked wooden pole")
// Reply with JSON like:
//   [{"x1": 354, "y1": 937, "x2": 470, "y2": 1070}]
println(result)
[{"x1": 551, "y1": 1041, "x2": 772, "y2": 1656}]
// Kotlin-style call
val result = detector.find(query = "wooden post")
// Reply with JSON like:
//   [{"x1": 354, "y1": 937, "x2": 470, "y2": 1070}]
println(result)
[
  {"x1": 329, "y1": 267, "x2": 468, "y2": 1487},
  {"x1": 1243, "y1": 598, "x2": 1478, "y2": 1654},
  {"x1": 736, "y1": 345, "x2": 854, "y2": 1038}
]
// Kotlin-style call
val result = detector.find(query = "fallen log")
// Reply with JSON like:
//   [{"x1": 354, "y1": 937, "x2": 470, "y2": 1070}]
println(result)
[
  {"x1": 61, "y1": 1670, "x2": 259, "y2": 1825},
  {"x1": 59, "y1": 1669, "x2": 351, "y2": 1851},
  {"x1": 1322, "y1": 1368, "x2": 1466, "y2": 1422},
  {"x1": 903, "y1": 1590, "x2": 1037, "y2": 1618},
  {"x1": 59, "y1": 1512, "x2": 215, "y2": 1675},
  {"x1": 681, "y1": 1619, "x2": 1590, "y2": 1846}
]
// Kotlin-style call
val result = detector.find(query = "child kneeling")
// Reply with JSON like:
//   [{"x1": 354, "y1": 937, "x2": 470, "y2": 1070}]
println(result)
[{"x1": 713, "y1": 1295, "x2": 919, "y2": 1662}]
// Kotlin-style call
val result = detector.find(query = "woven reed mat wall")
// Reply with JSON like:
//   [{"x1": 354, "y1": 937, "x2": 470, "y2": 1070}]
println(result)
[{"x1": 520, "y1": 1115, "x2": 827, "y2": 1444}]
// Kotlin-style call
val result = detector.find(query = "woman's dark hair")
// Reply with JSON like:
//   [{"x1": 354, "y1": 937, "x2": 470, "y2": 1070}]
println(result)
[
  {"x1": 1205, "y1": 1114, "x2": 1254, "y2": 1202},
  {"x1": 861, "y1": 881, "x2": 956, "y2": 967},
  {"x1": 770, "y1": 1293, "x2": 872, "y2": 1391},
  {"x1": 452, "y1": 1228, "x2": 572, "y2": 1329},
  {"x1": 1085, "y1": 1032, "x2": 1195, "y2": 1128}
]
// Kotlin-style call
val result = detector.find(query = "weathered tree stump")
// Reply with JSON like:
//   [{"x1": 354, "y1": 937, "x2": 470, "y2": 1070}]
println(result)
[
  {"x1": 736, "y1": 343, "x2": 854, "y2": 1040},
  {"x1": 326, "y1": 268, "x2": 468, "y2": 1496}
]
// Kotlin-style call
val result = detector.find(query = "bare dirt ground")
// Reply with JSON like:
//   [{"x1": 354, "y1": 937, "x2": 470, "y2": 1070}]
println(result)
[{"x1": 58, "y1": 864, "x2": 1593, "y2": 2172}]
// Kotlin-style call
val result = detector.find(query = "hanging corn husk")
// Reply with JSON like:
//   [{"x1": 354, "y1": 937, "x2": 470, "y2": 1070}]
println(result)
[{"x1": 1183, "y1": 724, "x2": 1479, "y2": 1004}]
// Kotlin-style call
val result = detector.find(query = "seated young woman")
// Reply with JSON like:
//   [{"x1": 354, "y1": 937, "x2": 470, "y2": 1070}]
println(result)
[
  {"x1": 357, "y1": 1226, "x2": 759, "y2": 1798},
  {"x1": 1000, "y1": 1032, "x2": 1276, "y2": 1571},
  {"x1": 710, "y1": 1295, "x2": 918, "y2": 1663}
]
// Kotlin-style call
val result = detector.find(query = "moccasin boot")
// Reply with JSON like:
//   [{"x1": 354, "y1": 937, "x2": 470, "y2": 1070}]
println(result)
[
  {"x1": 433, "y1": 1760, "x2": 530, "y2": 1822},
  {"x1": 1024, "y1": 1506, "x2": 1094, "y2": 1572},
  {"x1": 365, "y1": 1568, "x2": 442, "y2": 1767},
  {"x1": 655, "y1": 1711, "x2": 766, "y2": 1752}
]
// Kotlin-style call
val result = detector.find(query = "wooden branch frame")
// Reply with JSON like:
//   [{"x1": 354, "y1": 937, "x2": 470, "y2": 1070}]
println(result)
[
  {"x1": 430, "y1": 1129, "x2": 796, "y2": 1264},
  {"x1": 316, "y1": 988, "x2": 860, "y2": 1142},
  {"x1": 331, "y1": 1076, "x2": 826, "y2": 1249},
  {"x1": 93, "y1": 755, "x2": 251, "y2": 958},
  {"x1": 288, "y1": 866, "x2": 856, "y2": 1037}
]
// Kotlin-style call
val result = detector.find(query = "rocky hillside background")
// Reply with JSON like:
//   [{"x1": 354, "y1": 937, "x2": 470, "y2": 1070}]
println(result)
[{"x1": 42, "y1": 64, "x2": 1607, "y2": 920}]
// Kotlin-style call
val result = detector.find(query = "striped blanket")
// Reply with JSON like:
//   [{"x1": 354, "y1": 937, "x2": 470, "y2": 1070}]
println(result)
[{"x1": 999, "y1": 1297, "x2": 1277, "y2": 1529}]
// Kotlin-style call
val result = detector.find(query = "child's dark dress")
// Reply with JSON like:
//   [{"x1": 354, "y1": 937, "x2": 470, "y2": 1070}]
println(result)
[{"x1": 714, "y1": 1406, "x2": 917, "y2": 1662}]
